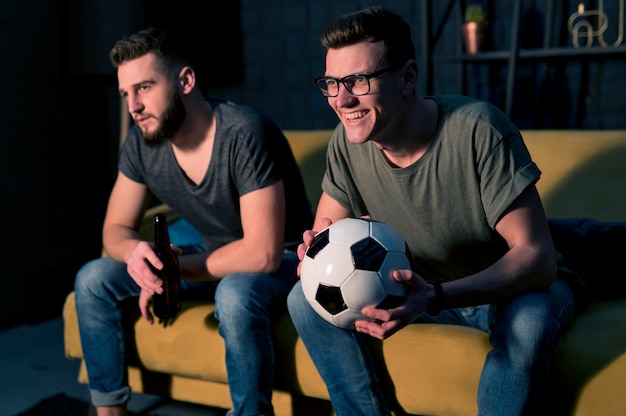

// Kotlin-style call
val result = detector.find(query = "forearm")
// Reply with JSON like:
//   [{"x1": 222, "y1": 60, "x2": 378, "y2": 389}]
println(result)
[
  {"x1": 439, "y1": 243, "x2": 557, "y2": 310},
  {"x1": 179, "y1": 238, "x2": 284, "y2": 281},
  {"x1": 102, "y1": 224, "x2": 142, "y2": 263}
]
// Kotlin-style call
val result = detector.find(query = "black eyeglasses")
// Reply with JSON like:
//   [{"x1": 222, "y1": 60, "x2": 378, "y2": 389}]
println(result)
[{"x1": 314, "y1": 67, "x2": 395, "y2": 97}]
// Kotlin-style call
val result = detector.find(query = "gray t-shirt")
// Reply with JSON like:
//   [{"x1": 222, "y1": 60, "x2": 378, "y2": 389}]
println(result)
[
  {"x1": 119, "y1": 98, "x2": 313, "y2": 249},
  {"x1": 322, "y1": 95, "x2": 540, "y2": 282}
]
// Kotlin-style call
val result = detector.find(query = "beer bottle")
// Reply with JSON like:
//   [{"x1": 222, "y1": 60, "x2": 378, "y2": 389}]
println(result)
[{"x1": 151, "y1": 213, "x2": 181, "y2": 319}]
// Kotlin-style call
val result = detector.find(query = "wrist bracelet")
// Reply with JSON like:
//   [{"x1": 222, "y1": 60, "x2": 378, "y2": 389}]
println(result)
[{"x1": 426, "y1": 282, "x2": 444, "y2": 317}]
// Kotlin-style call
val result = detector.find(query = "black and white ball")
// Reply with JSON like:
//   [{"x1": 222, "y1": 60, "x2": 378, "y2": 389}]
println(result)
[{"x1": 300, "y1": 217, "x2": 410, "y2": 329}]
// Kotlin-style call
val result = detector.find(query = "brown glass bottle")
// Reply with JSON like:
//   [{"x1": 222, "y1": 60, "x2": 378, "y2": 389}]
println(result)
[{"x1": 151, "y1": 213, "x2": 181, "y2": 319}]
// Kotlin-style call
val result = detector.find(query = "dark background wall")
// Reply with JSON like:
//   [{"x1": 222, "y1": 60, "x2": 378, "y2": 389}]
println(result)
[{"x1": 1, "y1": 0, "x2": 625, "y2": 328}]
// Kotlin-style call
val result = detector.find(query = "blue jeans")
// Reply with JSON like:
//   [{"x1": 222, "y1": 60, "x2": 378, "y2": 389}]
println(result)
[
  {"x1": 74, "y1": 244, "x2": 299, "y2": 416},
  {"x1": 287, "y1": 277, "x2": 574, "y2": 416}
]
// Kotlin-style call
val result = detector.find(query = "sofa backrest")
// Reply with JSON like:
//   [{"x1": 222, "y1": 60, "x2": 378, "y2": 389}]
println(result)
[
  {"x1": 284, "y1": 130, "x2": 332, "y2": 212},
  {"x1": 522, "y1": 130, "x2": 626, "y2": 221}
]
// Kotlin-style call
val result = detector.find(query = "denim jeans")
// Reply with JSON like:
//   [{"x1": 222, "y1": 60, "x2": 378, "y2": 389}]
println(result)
[
  {"x1": 287, "y1": 277, "x2": 574, "y2": 416},
  {"x1": 74, "y1": 244, "x2": 299, "y2": 416}
]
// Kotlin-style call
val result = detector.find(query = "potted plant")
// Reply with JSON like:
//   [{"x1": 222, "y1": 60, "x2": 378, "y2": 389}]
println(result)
[{"x1": 462, "y1": 3, "x2": 487, "y2": 54}]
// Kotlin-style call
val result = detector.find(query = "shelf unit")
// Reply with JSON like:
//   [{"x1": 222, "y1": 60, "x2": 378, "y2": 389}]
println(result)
[{"x1": 420, "y1": 0, "x2": 626, "y2": 119}]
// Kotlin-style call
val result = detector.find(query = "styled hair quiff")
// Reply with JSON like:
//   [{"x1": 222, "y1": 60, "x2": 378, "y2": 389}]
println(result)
[
  {"x1": 109, "y1": 27, "x2": 195, "y2": 77},
  {"x1": 320, "y1": 5, "x2": 416, "y2": 69}
]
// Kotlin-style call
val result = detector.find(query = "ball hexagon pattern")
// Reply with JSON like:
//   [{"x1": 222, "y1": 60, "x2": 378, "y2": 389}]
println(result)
[{"x1": 300, "y1": 217, "x2": 410, "y2": 329}]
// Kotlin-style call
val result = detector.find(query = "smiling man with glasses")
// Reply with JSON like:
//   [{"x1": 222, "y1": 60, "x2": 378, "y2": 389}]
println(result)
[{"x1": 288, "y1": 5, "x2": 576, "y2": 416}]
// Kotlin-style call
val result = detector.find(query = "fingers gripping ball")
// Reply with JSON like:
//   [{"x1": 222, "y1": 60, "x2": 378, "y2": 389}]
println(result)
[{"x1": 300, "y1": 218, "x2": 409, "y2": 329}]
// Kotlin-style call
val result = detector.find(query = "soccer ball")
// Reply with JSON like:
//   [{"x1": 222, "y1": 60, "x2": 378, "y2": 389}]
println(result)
[{"x1": 300, "y1": 217, "x2": 410, "y2": 329}]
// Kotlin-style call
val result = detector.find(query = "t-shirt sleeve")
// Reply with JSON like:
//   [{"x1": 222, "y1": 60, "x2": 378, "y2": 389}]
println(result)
[
  {"x1": 227, "y1": 116, "x2": 284, "y2": 197},
  {"x1": 478, "y1": 129, "x2": 541, "y2": 228},
  {"x1": 118, "y1": 126, "x2": 148, "y2": 185}
]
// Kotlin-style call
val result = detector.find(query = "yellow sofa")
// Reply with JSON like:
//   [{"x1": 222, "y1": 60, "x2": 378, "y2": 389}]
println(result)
[{"x1": 63, "y1": 130, "x2": 626, "y2": 416}]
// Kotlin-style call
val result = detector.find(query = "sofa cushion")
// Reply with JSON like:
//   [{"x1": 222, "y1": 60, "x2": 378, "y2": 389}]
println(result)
[
  {"x1": 134, "y1": 302, "x2": 227, "y2": 381},
  {"x1": 546, "y1": 298, "x2": 626, "y2": 416}
]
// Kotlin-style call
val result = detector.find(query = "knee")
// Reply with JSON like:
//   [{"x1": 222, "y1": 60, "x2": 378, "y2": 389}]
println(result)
[
  {"x1": 512, "y1": 311, "x2": 550, "y2": 345},
  {"x1": 493, "y1": 299, "x2": 560, "y2": 350},
  {"x1": 214, "y1": 273, "x2": 256, "y2": 319},
  {"x1": 74, "y1": 258, "x2": 105, "y2": 294},
  {"x1": 287, "y1": 282, "x2": 307, "y2": 321},
  {"x1": 74, "y1": 257, "x2": 124, "y2": 300}
]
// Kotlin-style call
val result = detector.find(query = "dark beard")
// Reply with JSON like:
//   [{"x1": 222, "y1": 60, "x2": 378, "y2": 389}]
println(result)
[{"x1": 141, "y1": 91, "x2": 187, "y2": 146}]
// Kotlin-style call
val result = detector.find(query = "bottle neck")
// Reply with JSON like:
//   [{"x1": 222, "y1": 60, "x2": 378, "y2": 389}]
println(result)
[{"x1": 154, "y1": 214, "x2": 171, "y2": 247}]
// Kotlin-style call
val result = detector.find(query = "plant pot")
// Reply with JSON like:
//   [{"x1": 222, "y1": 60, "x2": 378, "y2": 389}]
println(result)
[{"x1": 461, "y1": 22, "x2": 485, "y2": 54}]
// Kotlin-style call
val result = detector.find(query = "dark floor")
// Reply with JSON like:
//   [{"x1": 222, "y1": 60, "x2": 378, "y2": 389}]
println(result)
[{"x1": 0, "y1": 316, "x2": 228, "y2": 415}]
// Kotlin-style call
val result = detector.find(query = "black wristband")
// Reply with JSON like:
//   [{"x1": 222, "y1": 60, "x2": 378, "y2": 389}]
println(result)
[{"x1": 426, "y1": 282, "x2": 444, "y2": 317}]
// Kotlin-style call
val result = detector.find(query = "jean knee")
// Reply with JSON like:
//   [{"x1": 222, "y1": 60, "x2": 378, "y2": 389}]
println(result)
[
  {"x1": 74, "y1": 257, "x2": 134, "y2": 305},
  {"x1": 287, "y1": 282, "x2": 304, "y2": 314},
  {"x1": 74, "y1": 258, "x2": 107, "y2": 296},
  {"x1": 215, "y1": 272, "x2": 245, "y2": 300},
  {"x1": 287, "y1": 281, "x2": 315, "y2": 328},
  {"x1": 492, "y1": 294, "x2": 568, "y2": 355},
  {"x1": 214, "y1": 274, "x2": 253, "y2": 321}
]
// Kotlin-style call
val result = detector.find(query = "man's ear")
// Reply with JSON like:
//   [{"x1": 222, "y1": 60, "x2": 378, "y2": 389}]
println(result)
[
  {"x1": 400, "y1": 60, "x2": 418, "y2": 96},
  {"x1": 178, "y1": 66, "x2": 196, "y2": 94}
]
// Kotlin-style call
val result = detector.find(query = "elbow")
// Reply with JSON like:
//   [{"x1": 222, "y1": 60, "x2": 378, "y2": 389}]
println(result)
[
  {"x1": 256, "y1": 248, "x2": 283, "y2": 274},
  {"x1": 259, "y1": 258, "x2": 282, "y2": 274},
  {"x1": 266, "y1": 251, "x2": 284, "y2": 273}
]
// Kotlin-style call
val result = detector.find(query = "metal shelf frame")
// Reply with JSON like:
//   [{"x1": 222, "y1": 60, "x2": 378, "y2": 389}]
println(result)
[{"x1": 421, "y1": 0, "x2": 626, "y2": 117}]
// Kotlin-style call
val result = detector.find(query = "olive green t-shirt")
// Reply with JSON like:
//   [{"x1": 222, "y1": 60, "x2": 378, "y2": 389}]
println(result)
[{"x1": 322, "y1": 95, "x2": 540, "y2": 282}]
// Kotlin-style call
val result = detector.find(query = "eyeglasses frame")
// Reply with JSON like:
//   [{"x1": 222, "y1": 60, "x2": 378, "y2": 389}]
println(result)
[{"x1": 314, "y1": 66, "x2": 396, "y2": 97}]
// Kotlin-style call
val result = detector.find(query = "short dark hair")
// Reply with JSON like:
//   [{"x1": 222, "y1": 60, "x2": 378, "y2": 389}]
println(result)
[
  {"x1": 109, "y1": 27, "x2": 196, "y2": 77},
  {"x1": 320, "y1": 5, "x2": 416, "y2": 69}
]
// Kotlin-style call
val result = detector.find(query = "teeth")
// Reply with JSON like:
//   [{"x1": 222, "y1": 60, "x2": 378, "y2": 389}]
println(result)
[{"x1": 345, "y1": 111, "x2": 365, "y2": 120}]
